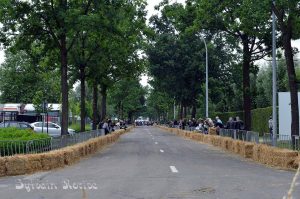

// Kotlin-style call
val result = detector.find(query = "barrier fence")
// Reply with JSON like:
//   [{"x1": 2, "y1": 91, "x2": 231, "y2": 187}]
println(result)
[
  {"x1": 0, "y1": 129, "x2": 105, "y2": 157},
  {"x1": 172, "y1": 125, "x2": 300, "y2": 151}
]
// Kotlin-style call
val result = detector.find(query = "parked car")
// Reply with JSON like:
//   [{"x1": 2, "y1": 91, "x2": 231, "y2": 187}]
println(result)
[
  {"x1": 0, "y1": 121, "x2": 33, "y2": 130},
  {"x1": 30, "y1": 122, "x2": 75, "y2": 137}
]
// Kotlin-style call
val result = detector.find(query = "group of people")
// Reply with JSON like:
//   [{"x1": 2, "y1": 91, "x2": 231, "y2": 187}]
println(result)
[
  {"x1": 169, "y1": 117, "x2": 224, "y2": 134},
  {"x1": 169, "y1": 115, "x2": 245, "y2": 134},
  {"x1": 225, "y1": 116, "x2": 245, "y2": 130},
  {"x1": 98, "y1": 119, "x2": 127, "y2": 135}
]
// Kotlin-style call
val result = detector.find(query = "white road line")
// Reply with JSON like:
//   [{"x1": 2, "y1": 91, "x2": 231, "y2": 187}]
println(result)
[
  {"x1": 155, "y1": 142, "x2": 158, "y2": 144},
  {"x1": 160, "y1": 149, "x2": 164, "y2": 153},
  {"x1": 170, "y1": 166, "x2": 178, "y2": 173},
  {"x1": 0, "y1": 184, "x2": 9, "y2": 188}
]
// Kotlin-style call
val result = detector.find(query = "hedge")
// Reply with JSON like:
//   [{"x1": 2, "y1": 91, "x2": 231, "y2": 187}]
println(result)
[
  {"x1": 214, "y1": 106, "x2": 274, "y2": 135},
  {"x1": 0, "y1": 128, "x2": 51, "y2": 156}
]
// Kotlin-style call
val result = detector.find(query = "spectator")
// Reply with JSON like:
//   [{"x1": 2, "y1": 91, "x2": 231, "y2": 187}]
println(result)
[
  {"x1": 226, "y1": 117, "x2": 233, "y2": 129},
  {"x1": 235, "y1": 116, "x2": 244, "y2": 130},
  {"x1": 215, "y1": 116, "x2": 223, "y2": 128},
  {"x1": 268, "y1": 116, "x2": 273, "y2": 136}
]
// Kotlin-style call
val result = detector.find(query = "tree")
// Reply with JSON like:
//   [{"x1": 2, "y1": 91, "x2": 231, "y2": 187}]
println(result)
[
  {"x1": 148, "y1": 1, "x2": 237, "y2": 119},
  {"x1": 272, "y1": 1, "x2": 300, "y2": 139},
  {"x1": 196, "y1": 0, "x2": 272, "y2": 130},
  {"x1": 0, "y1": 0, "x2": 93, "y2": 135},
  {"x1": 108, "y1": 78, "x2": 146, "y2": 122},
  {"x1": 0, "y1": 50, "x2": 60, "y2": 103}
]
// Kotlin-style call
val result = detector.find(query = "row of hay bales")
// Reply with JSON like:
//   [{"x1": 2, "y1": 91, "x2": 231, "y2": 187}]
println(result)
[
  {"x1": 0, "y1": 127, "x2": 133, "y2": 177},
  {"x1": 159, "y1": 126, "x2": 299, "y2": 170}
]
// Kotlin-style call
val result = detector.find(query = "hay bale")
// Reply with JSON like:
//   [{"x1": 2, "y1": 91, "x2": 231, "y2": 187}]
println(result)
[
  {"x1": 211, "y1": 136, "x2": 222, "y2": 147},
  {"x1": 25, "y1": 154, "x2": 43, "y2": 173},
  {"x1": 233, "y1": 140, "x2": 243, "y2": 154},
  {"x1": 41, "y1": 151, "x2": 65, "y2": 170},
  {"x1": 208, "y1": 128, "x2": 217, "y2": 135},
  {"x1": 0, "y1": 157, "x2": 6, "y2": 177},
  {"x1": 203, "y1": 135, "x2": 212, "y2": 144},
  {"x1": 220, "y1": 137, "x2": 231, "y2": 150},
  {"x1": 239, "y1": 142, "x2": 254, "y2": 158},
  {"x1": 6, "y1": 155, "x2": 28, "y2": 176},
  {"x1": 63, "y1": 147, "x2": 78, "y2": 165},
  {"x1": 271, "y1": 148, "x2": 298, "y2": 169},
  {"x1": 192, "y1": 133, "x2": 204, "y2": 142},
  {"x1": 77, "y1": 143, "x2": 87, "y2": 156},
  {"x1": 253, "y1": 144, "x2": 263, "y2": 162},
  {"x1": 227, "y1": 139, "x2": 234, "y2": 152}
]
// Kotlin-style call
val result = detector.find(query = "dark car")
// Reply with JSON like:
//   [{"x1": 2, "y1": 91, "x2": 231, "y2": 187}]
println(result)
[{"x1": 0, "y1": 121, "x2": 33, "y2": 130}]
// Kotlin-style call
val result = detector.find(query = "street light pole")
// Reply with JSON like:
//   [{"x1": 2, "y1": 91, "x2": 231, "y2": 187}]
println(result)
[
  {"x1": 201, "y1": 36, "x2": 208, "y2": 118},
  {"x1": 272, "y1": 0, "x2": 277, "y2": 146}
]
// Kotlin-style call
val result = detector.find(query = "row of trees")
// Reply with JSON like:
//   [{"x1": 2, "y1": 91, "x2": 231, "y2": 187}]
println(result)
[
  {"x1": 0, "y1": 0, "x2": 148, "y2": 134},
  {"x1": 146, "y1": 0, "x2": 300, "y2": 139}
]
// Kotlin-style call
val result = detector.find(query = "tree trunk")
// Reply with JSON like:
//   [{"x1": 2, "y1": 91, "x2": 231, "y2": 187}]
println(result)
[
  {"x1": 191, "y1": 103, "x2": 196, "y2": 119},
  {"x1": 80, "y1": 65, "x2": 86, "y2": 132},
  {"x1": 121, "y1": 102, "x2": 124, "y2": 120},
  {"x1": 60, "y1": 35, "x2": 69, "y2": 135},
  {"x1": 92, "y1": 82, "x2": 98, "y2": 130},
  {"x1": 282, "y1": 21, "x2": 299, "y2": 140},
  {"x1": 179, "y1": 102, "x2": 183, "y2": 119},
  {"x1": 183, "y1": 106, "x2": 187, "y2": 118},
  {"x1": 100, "y1": 84, "x2": 107, "y2": 122},
  {"x1": 242, "y1": 35, "x2": 252, "y2": 131}
]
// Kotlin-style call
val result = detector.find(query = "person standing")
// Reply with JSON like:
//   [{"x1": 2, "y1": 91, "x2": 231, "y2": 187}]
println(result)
[{"x1": 268, "y1": 116, "x2": 273, "y2": 138}]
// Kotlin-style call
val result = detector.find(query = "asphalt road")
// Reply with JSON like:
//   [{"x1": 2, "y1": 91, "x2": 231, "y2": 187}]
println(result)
[{"x1": 0, "y1": 126, "x2": 299, "y2": 199}]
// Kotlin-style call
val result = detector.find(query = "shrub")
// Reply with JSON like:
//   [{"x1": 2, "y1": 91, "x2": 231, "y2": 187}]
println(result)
[
  {"x1": 69, "y1": 123, "x2": 92, "y2": 133},
  {"x1": 0, "y1": 128, "x2": 51, "y2": 156},
  {"x1": 214, "y1": 106, "x2": 274, "y2": 135}
]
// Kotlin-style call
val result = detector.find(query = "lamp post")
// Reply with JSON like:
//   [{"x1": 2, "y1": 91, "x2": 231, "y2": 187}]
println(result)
[
  {"x1": 200, "y1": 36, "x2": 208, "y2": 118},
  {"x1": 272, "y1": 0, "x2": 277, "y2": 146}
]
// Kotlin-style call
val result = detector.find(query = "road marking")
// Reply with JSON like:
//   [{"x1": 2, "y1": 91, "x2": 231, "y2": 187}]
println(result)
[
  {"x1": 170, "y1": 166, "x2": 178, "y2": 173},
  {"x1": 155, "y1": 142, "x2": 158, "y2": 144},
  {"x1": 160, "y1": 149, "x2": 164, "y2": 153},
  {"x1": 0, "y1": 184, "x2": 9, "y2": 188}
]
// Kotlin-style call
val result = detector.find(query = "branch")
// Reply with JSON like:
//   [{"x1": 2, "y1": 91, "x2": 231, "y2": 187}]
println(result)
[
  {"x1": 39, "y1": 13, "x2": 61, "y2": 48},
  {"x1": 67, "y1": 0, "x2": 93, "y2": 52}
]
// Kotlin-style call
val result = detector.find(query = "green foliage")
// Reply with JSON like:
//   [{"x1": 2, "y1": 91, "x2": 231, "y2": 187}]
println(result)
[
  {"x1": 108, "y1": 78, "x2": 146, "y2": 120},
  {"x1": 68, "y1": 123, "x2": 91, "y2": 133},
  {"x1": 0, "y1": 51, "x2": 60, "y2": 103},
  {"x1": 0, "y1": 128, "x2": 51, "y2": 156},
  {"x1": 0, "y1": 128, "x2": 50, "y2": 140}
]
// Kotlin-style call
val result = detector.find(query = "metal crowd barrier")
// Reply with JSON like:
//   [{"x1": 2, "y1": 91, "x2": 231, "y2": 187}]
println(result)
[{"x1": 0, "y1": 129, "x2": 106, "y2": 157}]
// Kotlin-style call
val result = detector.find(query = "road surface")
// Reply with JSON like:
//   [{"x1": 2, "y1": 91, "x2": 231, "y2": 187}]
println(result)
[{"x1": 0, "y1": 126, "x2": 299, "y2": 199}]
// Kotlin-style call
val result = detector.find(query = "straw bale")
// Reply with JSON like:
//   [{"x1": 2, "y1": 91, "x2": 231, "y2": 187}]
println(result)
[
  {"x1": 233, "y1": 140, "x2": 243, "y2": 154},
  {"x1": 25, "y1": 154, "x2": 43, "y2": 173},
  {"x1": 239, "y1": 142, "x2": 254, "y2": 158},
  {"x1": 271, "y1": 148, "x2": 298, "y2": 169},
  {"x1": 192, "y1": 133, "x2": 204, "y2": 142},
  {"x1": 227, "y1": 139, "x2": 234, "y2": 152},
  {"x1": 6, "y1": 155, "x2": 28, "y2": 176},
  {"x1": 220, "y1": 137, "x2": 231, "y2": 150},
  {"x1": 211, "y1": 136, "x2": 222, "y2": 147},
  {"x1": 203, "y1": 135, "x2": 212, "y2": 144},
  {"x1": 41, "y1": 151, "x2": 65, "y2": 170},
  {"x1": 0, "y1": 157, "x2": 6, "y2": 177},
  {"x1": 63, "y1": 148, "x2": 79, "y2": 165},
  {"x1": 253, "y1": 144, "x2": 263, "y2": 162},
  {"x1": 208, "y1": 128, "x2": 217, "y2": 135}
]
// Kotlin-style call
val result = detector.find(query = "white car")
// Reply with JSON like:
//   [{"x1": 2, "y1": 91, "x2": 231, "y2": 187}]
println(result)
[{"x1": 30, "y1": 122, "x2": 75, "y2": 137}]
